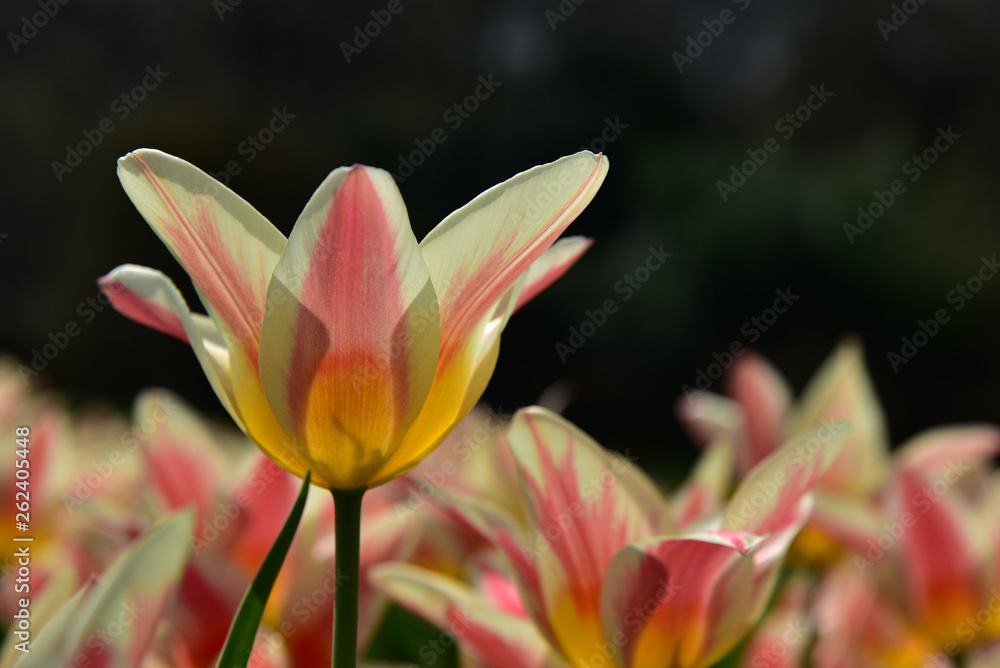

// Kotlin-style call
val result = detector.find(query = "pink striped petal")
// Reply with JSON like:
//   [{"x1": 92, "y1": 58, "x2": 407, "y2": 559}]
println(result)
[
  {"x1": 894, "y1": 425, "x2": 1000, "y2": 477},
  {"x1": 512, "y1": 236, "x2": 594, "y2": 313},
  {"x1": 367, "y1": 156, "x2": 606, "y2": 487},
  {"x1": 100, "y1": 265, "x2": 316, "y2": 485},
  {"x1": 785, "y1": 338, "x2": 890, "y2": 496},
  {"x1": 673, "y1": 439, "x2": 735, "y2": 530},
  {"x1": 370, "y1": 564, "x2": 570, "y2": 668},
  {"x1": 116, "y1": 151, "x2": 319, "y2": 486},
  {"x1": 99, "y1": 270, "x2": 189, "y2": 342},
  {"x1": 723, "y1": 422, "x2": 849, "y2": 536},
  {"x1": 506, "y1": 407, "x2": 658, "y2": 665},
  {"x1": 893, "y1": 469, "x2": 982, "y2": 641},
  {"x1": 418, "y1": 151, "x2": 607, "y2": 366},
  {"x1": 601, "y1": 533, "x2": 761, "y2": 668},
  {"x1": 430, "y1": 487, "x2": 562, "y2": 647},
  {"x1": 99, "y1": 265, "x2": 242, "y2": 431},
  {"x1": 726, "y1": 351, "x2": 791, "y2": 474},
  {"x1": 723, "y1": 423, "x2": 847, "y2": 619},
  {"x1": 117, "y1": 149, "x2": 285, "y2": 351},
  {"x1": 18, "y1": 512, "x2": 193, "y2": 668},
  {"x1": 366, "y1": 285, "x2": 516, "y2": 487},
  {"x1": 258, "y1": 165, "x2": 440, "y2": 490},
  {"x1": 738, "y1": 577, "x2": 811, "y2": 668}
]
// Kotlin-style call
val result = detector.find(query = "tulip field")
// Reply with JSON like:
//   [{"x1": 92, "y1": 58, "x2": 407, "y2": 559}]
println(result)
[{"x1": 3, "y1": 1, "x2": 999, "y2": 667}]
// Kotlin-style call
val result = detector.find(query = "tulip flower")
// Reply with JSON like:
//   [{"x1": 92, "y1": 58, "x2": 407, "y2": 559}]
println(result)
[
  {"x1": 100, "y1": 148, "x2": 606, "y2": 666},
  {"x1": 2, "y1": 512, "x2": 194, "y2": 668},
  {"x1": 0, "y1": 359, "x2": 153, "y2": 624},
  {"x1": 373, "y1": 406, "x2": 846, "y2": 668},
  {"x1": 384, "y1": 405, "x2": 522, "y2": 578},
  {"x1": 810, "y1": 425, "x2": 1000, "y2": 668},
  {"x1": 738, "y1": 575, "x2": 813, "y2": 668},
  {"x1": 100, "y1": 149, "x2": 606, "y2": 491},
  {"x1": 676, "y1": 338, "x2": 891, "y2": 565}
]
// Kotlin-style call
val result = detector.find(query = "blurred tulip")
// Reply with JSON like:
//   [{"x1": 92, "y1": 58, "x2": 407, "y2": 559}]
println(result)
[
  {"x1": 0, "y1": 359, "x2": 148, "y2": 623},
  {"x1": 1, "y1": 512, "x2": 193, "y2": 668},
  {"x1": 126, "y1": 389, "x2": 419, "y2": 667},
  {"x1": 373, "y1": 407, "x2": 846, "y2": 668},
  {"x1": 677, "y1": 338, "x2": 890, "y2": 565},
  {"x1": 738, "y1": 576, "x2": 813, "y2": 668},
  {"x1": 811, "y1": 425, "x2": 1000, "y2": 668}
]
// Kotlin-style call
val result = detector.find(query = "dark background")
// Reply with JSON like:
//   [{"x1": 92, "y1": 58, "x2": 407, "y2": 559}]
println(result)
[{"x1": 3, "y1": 0, "x2": 999, "y2": 486}]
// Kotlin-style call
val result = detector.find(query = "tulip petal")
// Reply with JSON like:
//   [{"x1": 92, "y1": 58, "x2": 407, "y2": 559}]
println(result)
[
  {"x1": 739, "y1": 577, "x2": 811, "y2": 668},
  {"x1": 428, "y1": 486, "x2": 561, "y2": 646},
  {"x1": 894, "y1": 425, "x2": 1000, "y2": 477},
  {"x1": 368, "y1": 156, "x2": 606, "y2": 486},
  {"x1": 117, "y1": 149, "x2": 285, "y2": 349},
  {"x1": 371, "y1": 564, "x2": 570, "y2": 668},
  {"x1": 893, "y1": 469, "x2": 983, "y2": 642},
  {"x1": 366, "y1": 285, "x2": 514, "y2": 487},
  {"x1": 101, "y1": 265, "x2": 316, "y2": 484},
  {"x1": 134, "y1": 390, "x2": 224, "y2": 533},
  {"x1": 675, "y1": 390, "x2": 742, "y2": 448},
  {"x1": 723, "y1": 424, "x2": 847, "y2": 619},
  {"x1": 17, "y1": 512, "x2": 194, "y2": 668},
  {"x1": 259, "y1": 165, "x2": 439, "y2": 490},
  {"x1": 99, "y1": 269, "x2": 189, "y2": 342},
  {"x1": 601, "y1": 533, "x2": 761, "y2": 668},
  {"x1": 506, "y1": 407, "x2": 658, "y2": 666},
  {"x1": 785, "y1": 338, "x2": 890, "y2": 495},
  {"x1": 419, "y1": 151, "x2": 607, "y2": 364},
  {"x1": 99, "y1": 265, "x2": 241, "y2": 428},
  {"x1": 114, "y1": 151, "x2": 326, "y2": 486},
  {"x1": 673, "y1": 438, "x2": 735, "y2": 530},
  {"x1": 512, "y1": 236, "x2": 594, "y2": 313},
  {"x1": 726, "y1": 351, "x2": 791, "y2": 474},
  {"x1": 723, "y1": 423, "x2": 849, "y2": 536}
]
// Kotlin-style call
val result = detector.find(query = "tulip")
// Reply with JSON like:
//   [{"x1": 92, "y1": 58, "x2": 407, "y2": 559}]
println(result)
[
  {"x1": 100, "y1": 148, "x2": 606, "y2": 666},
  {"x1": 373, "y1": 406, "x2": 846, "y2": 668},
  {"x1": 100, "y1": 149, "x2": 605, "y2": 491},
  {"x1": 811, "y1": 426, "x2": 1000, "y2": 668},
  {"x1": 676, "y1": 338, "x2": 891, "y2": 565},
  {"x1": 5, "y1": 513, "x2": 194, "y2": 668}
]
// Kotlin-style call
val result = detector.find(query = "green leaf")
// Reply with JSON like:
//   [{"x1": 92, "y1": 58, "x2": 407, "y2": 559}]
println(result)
[{"x1": 215, "y1": 469, "x2": 311, "y2": 668}]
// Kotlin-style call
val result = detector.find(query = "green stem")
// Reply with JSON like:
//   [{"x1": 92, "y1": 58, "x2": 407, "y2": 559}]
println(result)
[{"x1": 331, "y1": 487, "x2": 365, "y2": 668}]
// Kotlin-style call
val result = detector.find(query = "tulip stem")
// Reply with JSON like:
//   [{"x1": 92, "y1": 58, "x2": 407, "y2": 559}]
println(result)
[{"x1": 331, "y1": 487, "x2": 366, "y2": 668}]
